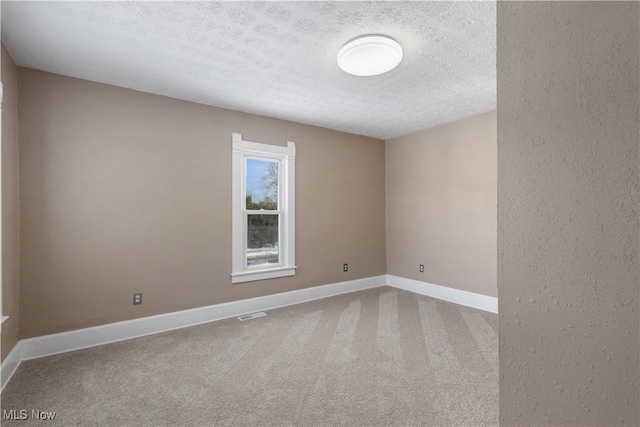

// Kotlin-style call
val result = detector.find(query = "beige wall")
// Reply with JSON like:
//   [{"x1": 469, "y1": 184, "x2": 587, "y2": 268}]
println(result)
[
  {"x1": 1, "y1": 45, "x2": 20, "y2": 361},
  {"x1": 386, "y1": 111, "x2": 497, "y2": 298},
  {"x1": 17, "y1": 68, "x2": 386, "y2": 338},
  {"x1": 498, "y1": 2, "x2": 639, "y2": 425}
]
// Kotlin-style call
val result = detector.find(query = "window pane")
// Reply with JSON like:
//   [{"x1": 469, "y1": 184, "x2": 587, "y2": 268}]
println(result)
[
  {"x1": 247, "y1": 214, "x2": 279, "y2": 266},
  {"x1": 246, "y1": 158, "x2": 278, "y2": 210}
]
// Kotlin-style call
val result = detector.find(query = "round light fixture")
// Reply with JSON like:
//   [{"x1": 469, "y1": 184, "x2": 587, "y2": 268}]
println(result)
[{"x1": 337, "y1": 35, "x2": 403, "y2": 76}]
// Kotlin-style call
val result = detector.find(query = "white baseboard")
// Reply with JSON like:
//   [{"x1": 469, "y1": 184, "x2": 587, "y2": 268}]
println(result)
[
  {"x1": 386, "y1": 275, "x2": 498, "y2": 314},
  {"x1": 1, "y1": 275, "x2": 386, "y2": 392},
  {"x1": 1, "y1": 342, "x2": 22, "y2": 393},
  {"x1": 2, "y1": 273, "x2": 497, "y2": 392}
]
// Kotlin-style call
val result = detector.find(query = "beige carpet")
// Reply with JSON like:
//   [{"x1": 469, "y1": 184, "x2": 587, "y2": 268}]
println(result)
[{"x1": 0, "y1": 286, "x2": 498, "y2": 426}]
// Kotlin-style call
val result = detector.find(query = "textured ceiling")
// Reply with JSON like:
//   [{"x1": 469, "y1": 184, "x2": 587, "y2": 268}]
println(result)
[{"x1": 1, "y1": 1, "x2": 496, "y2": 139}]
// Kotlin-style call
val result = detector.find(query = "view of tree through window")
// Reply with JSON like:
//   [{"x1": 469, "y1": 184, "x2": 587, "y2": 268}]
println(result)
[{"x1": 246, "y1": 159, "x2": 280, "y2": 266}]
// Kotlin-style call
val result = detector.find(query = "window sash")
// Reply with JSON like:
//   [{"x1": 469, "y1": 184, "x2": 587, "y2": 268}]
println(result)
[
  {"x1": 243, "y1": 212, "x2": 282, "y2": 269},
  {"x1": 243, "y1": 156, "x2": 281, "y2": 211}
]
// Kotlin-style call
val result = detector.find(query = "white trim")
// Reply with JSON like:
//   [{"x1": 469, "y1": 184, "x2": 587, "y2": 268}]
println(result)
[
  {"x1": 231, "y1": 137, "x2": 243, "y2": 276},
  {"x1": 386, "y1": 274, "x2": 498, "y2": 313},
  {"x1": 283, "y1": 141, "x2": 295, "y2": 273},
  {"x1": 1, "y1": 342, "x2": 21, "y2": 392},
  {"x1": 0, "y1": 316, "x2": 8, "y2": 324},
  {"x1": 233, "y1": 133, "x2": 295, "y2": 157},
  {"x1": 10, "y1": 276, "x2": 387, "y2": 370},
  {"x1": 231, "y1": 266, "x2": 296, "y2": 283},
  {"x1": 232, "y1": 133, "x2": 296, "y2": 283}
]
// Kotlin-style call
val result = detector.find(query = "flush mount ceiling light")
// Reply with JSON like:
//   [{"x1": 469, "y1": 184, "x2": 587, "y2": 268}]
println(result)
[{"x1": 337, "y1": 35, "x2": 403, "y2": 77}]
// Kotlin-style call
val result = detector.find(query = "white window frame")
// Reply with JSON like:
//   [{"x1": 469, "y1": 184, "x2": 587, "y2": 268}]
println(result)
[{"x1": 231, "y1": 133, "x2": 296, "y2": 283}]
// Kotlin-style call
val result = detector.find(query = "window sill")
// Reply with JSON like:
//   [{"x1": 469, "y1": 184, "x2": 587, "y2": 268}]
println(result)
[{"x1": 231, "y1": 266, "x2": 296, "y2": 284}]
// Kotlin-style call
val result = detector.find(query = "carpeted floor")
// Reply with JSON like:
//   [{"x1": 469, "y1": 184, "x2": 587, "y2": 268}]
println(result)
[{"x1": 0, "y1": 286, "x2": 498, "y2": 426}]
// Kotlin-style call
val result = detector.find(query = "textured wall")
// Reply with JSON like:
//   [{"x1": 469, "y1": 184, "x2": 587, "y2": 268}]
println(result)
[
  {"x1": 386, "y1": 111, "x2": 497, "y2": 297},
  {"x1": 1, "y1": 44, "x2": 20, "y2": 361},
  {"x1": 18, "y1": 68, "x2": 386, "y2": 338},
  {"x1": 498, "y1": 2, "x2": 639, "y2": 425}
]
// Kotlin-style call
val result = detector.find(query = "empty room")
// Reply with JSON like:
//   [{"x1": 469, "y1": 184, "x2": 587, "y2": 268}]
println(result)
[{"x1": 0, "y1": 1, "x2": 638, "y2": 426}]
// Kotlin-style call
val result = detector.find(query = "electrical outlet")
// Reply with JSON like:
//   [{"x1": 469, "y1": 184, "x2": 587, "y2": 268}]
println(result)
[
  {"x1": 133, "y1": 293, "x2": 142, "y2": 305},
  {"x1": 343, "y1": 263, "x2": 348, "y2": 272},
  {"x1": 419, "y1": 264, "x2": 424, "y2": 273}
]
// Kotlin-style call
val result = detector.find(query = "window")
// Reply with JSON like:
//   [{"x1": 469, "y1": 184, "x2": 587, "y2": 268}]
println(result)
[{"x1": 231, "y1": 133, "x2": 296, "y2": 283}]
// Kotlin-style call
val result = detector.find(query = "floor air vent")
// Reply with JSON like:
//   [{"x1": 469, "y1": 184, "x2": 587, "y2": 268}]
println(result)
[{"x1": 237, "y1": 312, "x2": 267, "y2": 321}]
